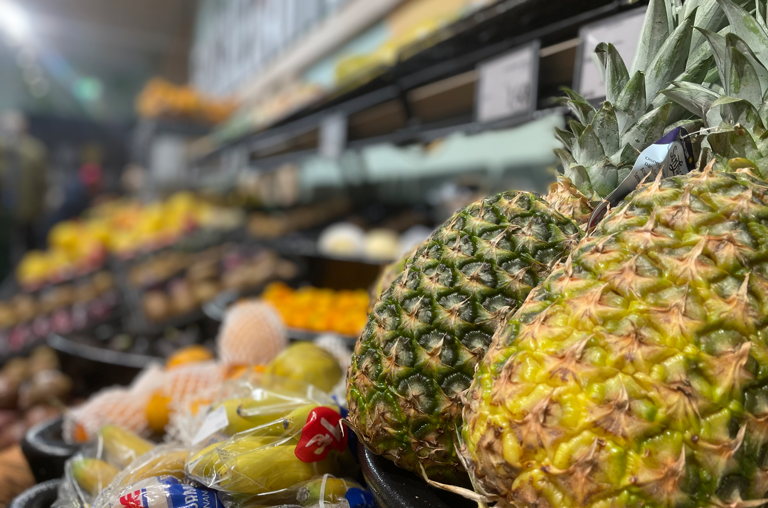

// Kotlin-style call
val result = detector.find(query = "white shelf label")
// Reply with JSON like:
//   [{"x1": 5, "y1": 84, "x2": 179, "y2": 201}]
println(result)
[
  {"x1": 576, "y1": 8, "x2": 647, "y2": 100},
  {"x1": 319, "y1": 113, "x2": 348, "y2": 160},
  {"x1": 476, "y1": 41, "x2": 540, "y2": 124}
]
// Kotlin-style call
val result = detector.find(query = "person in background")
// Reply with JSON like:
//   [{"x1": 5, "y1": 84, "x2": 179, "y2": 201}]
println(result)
[
  {"x1": 47, "y1": 161, "x2": 102, "y2": 227},
  {"x1": 0, "y1": 111, "x2": 48, "y2": 279}
]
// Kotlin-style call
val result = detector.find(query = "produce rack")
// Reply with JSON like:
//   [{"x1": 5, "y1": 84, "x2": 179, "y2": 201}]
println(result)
[{"x1": 190, "y1": 0, "x2": 641, "y2": 177}]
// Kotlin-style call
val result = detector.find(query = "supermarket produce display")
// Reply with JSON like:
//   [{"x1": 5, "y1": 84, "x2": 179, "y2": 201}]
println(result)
[{"x1": 16, "y1": 0, "x2": 768, "y2": 507}]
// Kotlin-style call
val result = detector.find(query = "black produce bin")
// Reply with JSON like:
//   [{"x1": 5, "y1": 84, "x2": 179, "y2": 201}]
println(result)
[
  {"x1": 9, "y1": 479, "x2": 61, "y2": 508},
  {"x1": 358, "y1": 442, "x2": 474, "y2": 508},
  {"x1": 48, "y1": 333, "x2": 161, "y2": 396},
  {"x1": 21, "y1": 417, "x2": 79, "y2": 483}
]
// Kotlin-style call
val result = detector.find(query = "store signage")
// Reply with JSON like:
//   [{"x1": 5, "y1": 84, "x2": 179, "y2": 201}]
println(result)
[
  {"x1": 476, "y1": 41, "x2": 540, "y2": 124},
  {"x1": 319, "y1": 112, "x2": 348, "y2": 159},
  {"x1": 575, "y1": 7, "x2": 647, "y2": 100}
]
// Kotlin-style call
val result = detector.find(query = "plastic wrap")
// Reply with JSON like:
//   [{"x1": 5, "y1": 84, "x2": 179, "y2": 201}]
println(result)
[
  {"x1": 96, "y1": 476, "x2": 222, "y2": 508},
  {"x1": 53, "y1": 425, "x2": 157, "y2": 508},
  {"x1": 185, "y1": 374, "x2": 359, "y2": 507},
  {"x1": 92, "y1": 445, "x2": 189, "y2": 508}
]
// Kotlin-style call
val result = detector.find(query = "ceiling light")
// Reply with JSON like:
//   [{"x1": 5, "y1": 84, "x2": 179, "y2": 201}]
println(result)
[{"x1": 0, "y1": 1, "x2": 30, "y2": 42}]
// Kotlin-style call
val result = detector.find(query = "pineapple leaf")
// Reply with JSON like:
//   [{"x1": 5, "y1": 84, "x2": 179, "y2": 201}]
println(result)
[
  {"x1": 569, "y1": 119, "x2": 586, "y2": 138},
  {"x1": 610, "y1": 144, "x2": 641, "y2": 167},
  {"x1": 760, "y1": 87, "x2": 768, "y2": 126},
  {"x1": 698, "y1": 28, "x2": 729, "y2": 87},
  {"x1": 684, "y1": 0, "x2": 702, "y2": 15},
  {"x1": 717, "y1": 0, "x2": 768, "y2": 70},
  {"x1": 666, "y1": 0, "x2": 683, "y2": 29},
  {"x1": 592, "y1": 103, "x2": 621, "y2": 156},
  {"x1": 662, "y1": 81, "x2": 719, "y2": 118},
  {"x1": 615, "y1": 71, "x2": 647, "y2": 135},
  {"x1": 727, "y1": 33, "x2": 768, "y2": 96},
  {"x1": 574, "y1": 124, "x2": 606, "y2": 167},
  {"x1": 564, "y1": 164, "x2": 595, "y2": 199},
  {"x1": 711, "y1": 95, "x2": 744, "y2": 107},
  {"x1": 585, "y1": 159, "x2": 619, "y2": 199},
  {"x1": 689, "y1": 26, "x2": 731, "y2": 71},
  {"x1": 563, "y1": 99, "x2": 596, "y2": 126},
  {"x1": 707, "y1": 125, "x2": 761, "y2": 159},
  {"x1": 651, "y1": 56, "x2": 715, "y2": 123},
  {"x1": 725, "y1": 41, "x2": 763, "y2": 105},
  {"x1": 689, "y1": 0, "x2": 733, "y2": 54},
  {"x1": 595, "y1": 43, "x2": 629, "y2": 104},
  {"x1": 617, "y1": 165, "x2": 633, "y2": 182},
  {"x1": 554, "y1": 148, "x2": 577, "y2": 171},
  {"x1": 555, "y1": 127, "x2": 576, "y2": 151},
  {"x1": 644, "y1": 8, "x2": 696, "y2": 104},
  {"x1": 623, "y1": 103, "x2": 672, "y2": 150},
  {"x1": 561, "y1": 88, "x2": 590, "y2": 103},
  {"x1": 758, "y1": 0, "x2": 768, "y2": 31},
  {"x1": 632, "y1": 0, "x2": 671, "y2": 74}
]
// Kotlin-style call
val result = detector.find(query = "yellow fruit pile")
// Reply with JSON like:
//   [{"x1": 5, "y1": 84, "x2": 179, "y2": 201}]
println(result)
[
  {"x1": 261, "y1": 282, "x2": 369, "y2": 336},
  {"x1": 16, "y1": 193, "x2": 229, "y2": 287},
  {"x1": 136, "y1": 78, "x2": 236, "y2": 124}
]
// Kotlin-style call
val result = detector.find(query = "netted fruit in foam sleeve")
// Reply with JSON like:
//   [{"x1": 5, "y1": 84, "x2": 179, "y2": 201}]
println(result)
[{"x1": 217, "y1": 300, "x2": 287, "y2": 367}]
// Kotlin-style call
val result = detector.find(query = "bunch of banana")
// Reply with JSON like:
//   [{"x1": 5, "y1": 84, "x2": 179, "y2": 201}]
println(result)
[
  {"x1": 116, "y1": 447, "x2": 188, "y2": 488},
  {"x1": 194, "y1": 443, "x2": 354, "y2": 496},
  {"x1": 99, "y1": 425, "x2": 154, "y2": 469},
  {"x1": 296, "y1": 476, "x2": 364, "y2": 507},
  {"x1": 214, "y1": 395, "x2": 319, "y2": 436},
  {"x1": 71, "y1": 458, "x2": 119, "y2": 496}
]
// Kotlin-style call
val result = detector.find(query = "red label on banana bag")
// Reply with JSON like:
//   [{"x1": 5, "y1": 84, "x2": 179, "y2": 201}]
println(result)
[{"x1": 295, "y1": 406, "x2": 348, "y2": 462}]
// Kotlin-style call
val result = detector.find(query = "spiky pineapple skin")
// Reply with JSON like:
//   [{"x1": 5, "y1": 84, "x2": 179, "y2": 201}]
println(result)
[
  {"x1": 462, "y1": 170, "x2": 768, "y2": 507},
  {"x1": 545, "y1": 177, "x2": 595, "y2": 227},
  {"x1": 347, "y1": 191, "x2": 582, "y2": 483}
]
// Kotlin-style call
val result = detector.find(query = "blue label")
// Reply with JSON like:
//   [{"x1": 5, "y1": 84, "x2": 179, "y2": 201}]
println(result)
[
  {"x1": 118, "y1": 477, "x2": 222, "y2": 508},
  {"x1": 345, "y1": 488, "x2": 375, "y2": 508}
]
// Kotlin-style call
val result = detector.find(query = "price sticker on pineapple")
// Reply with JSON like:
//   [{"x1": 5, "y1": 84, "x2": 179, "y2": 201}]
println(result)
[
  {"x1": 476, "y1": 41, "x2": 540, "y2": 123},
  {"x1": 295, "y1": 406, "x2": 347, "y2": 462}
]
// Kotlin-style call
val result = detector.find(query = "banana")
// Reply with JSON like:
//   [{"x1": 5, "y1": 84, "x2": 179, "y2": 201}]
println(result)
[
  {"x1": 214, "y1": 446, "x2": 351, "y2": 495},
  {"x1": 71, "y1": 457, "x2": 119, "y2": 496},
  {"x1": 296, "y1": 476, "x2": 363, "y2": 506},
  {"x1": 187, "y1": 435, "x2": 296, "y2": 481},
  {"x1": 99, "y1": 425, "x2": 154, "y2": 468},
  {"x1": 118, "y1": 448, "x2": 188, "y2": 487},
  {"x1": 215, "y1": 391, "x2": 317, "y2": 435}
]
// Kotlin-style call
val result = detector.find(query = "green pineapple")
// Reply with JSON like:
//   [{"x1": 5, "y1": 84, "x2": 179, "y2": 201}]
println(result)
[
  {"x1": 463, "y1": 167, "x2": 768, "y2": 508},
  {"x1": 461, "y1": 3, "x2": 768, "y2": 505},
  {"x1": 347, "y1": 192, "x2": 582, "y2": 482}
]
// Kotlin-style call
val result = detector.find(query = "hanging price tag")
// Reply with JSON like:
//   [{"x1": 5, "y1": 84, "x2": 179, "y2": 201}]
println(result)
[
  {"x1": 576, "y1": 8, "x2": 646, "y2": 100},
  {"x1": 476, "y1": 41, "x2": 540, "y2": 124},
  {"x1": 295, "y1": 406, "x2": 347, "y2": 462},
  {"x1": 588, "y1": 127, "x2": 696, "y2": 229}
]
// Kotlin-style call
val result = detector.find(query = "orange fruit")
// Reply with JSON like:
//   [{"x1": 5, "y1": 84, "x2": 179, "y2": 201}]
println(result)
[
  {"x1": 146, "y1": 390, "x2": 171, "y2": 434},
  {"x1": 166, "y1": 345, "x2": 214, "y2": 368}
]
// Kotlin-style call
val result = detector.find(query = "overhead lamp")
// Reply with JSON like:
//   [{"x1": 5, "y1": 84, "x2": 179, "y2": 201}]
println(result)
[{"x1": 0, "y1": 1, "x2": 29, "y2": 42}]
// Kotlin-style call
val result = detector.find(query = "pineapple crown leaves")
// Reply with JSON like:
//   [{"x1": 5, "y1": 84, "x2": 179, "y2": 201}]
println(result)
[
  {"x1": 554, "y1": 0, "x2": 766, "y2": 200},
  {"x1": 662, "y1": 0, "x2": 768, "y2": 176}
]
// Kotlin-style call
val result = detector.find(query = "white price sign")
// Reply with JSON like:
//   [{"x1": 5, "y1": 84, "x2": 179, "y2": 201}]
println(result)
[
  {"x1": 476, "y1": 41, "x2": 540, "y2": 124},
  {"x1": 576, "y1": 7, "x2": 646, "y2": 100},
  {"x1": 319, "y1": 113, "x2": 348, "y2": 160}
]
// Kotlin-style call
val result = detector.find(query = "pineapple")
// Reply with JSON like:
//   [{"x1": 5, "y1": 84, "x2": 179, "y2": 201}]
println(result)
[
  {"x1": 460, "y1": 3, "x2": 768, "y2": 505},
  {"x1": 347, "y1": 0, "x2": 735, "y2": 483},
  {"x1": 462, "y1": 167, "x2": 768, "y2": 508},
  {"x1": 347, "y1": 192, "x2": 582, "y2": 482}
]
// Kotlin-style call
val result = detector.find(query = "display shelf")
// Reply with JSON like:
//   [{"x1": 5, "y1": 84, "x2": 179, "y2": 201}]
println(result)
[{"x1": 190, "y1": 0, "x2": 640, "y2": 173}]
